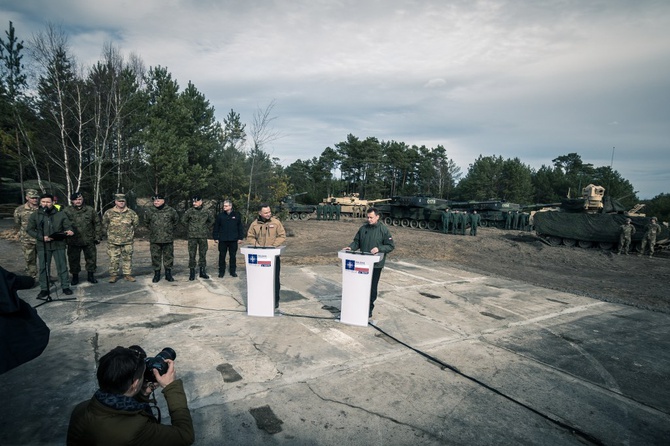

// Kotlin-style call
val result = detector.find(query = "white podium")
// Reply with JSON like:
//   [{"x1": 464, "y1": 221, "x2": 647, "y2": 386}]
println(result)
[
  {"x1": 241, "y1": 245, "x2": 285, "y2": 317},
  {"x1": 338, "y1": 250, "x2": 383, "y2": 326}
]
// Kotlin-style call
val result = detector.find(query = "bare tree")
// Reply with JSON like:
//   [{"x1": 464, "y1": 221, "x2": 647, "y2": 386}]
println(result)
[{"x1": 246, "y1": 99, "x2": 280, "y2": 215}]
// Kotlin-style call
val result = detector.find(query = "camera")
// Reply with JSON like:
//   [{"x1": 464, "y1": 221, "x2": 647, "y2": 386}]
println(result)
[{"x1": 129, "y1": 346, "x2": 177, "y2": 382}]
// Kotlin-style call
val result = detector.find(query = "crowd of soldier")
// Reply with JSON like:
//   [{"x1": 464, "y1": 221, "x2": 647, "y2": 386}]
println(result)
[
  {"x1": 13, "y1": 190, "x2": 249, "y2": 297},
  {"x1": 315, "y1": 203, "x2": 342, "y2": 221}
]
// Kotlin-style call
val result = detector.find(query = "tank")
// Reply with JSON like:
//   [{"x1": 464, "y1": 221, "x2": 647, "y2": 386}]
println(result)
[
  {"x1": 376, "y1": 195, "x2": 450, "y2": 230},
  {"x1": 321, "y1": 193, "x2": 390, "y2": 217},
  {"x1": 448, "y1": 200, "x2": 522, "y2": 229},
  {"x1": 532, "y1": 184, "x2": 669, "y2": 251},
  {"x1": 277, "y1": 192, "x2": 317, "y2": 220}
]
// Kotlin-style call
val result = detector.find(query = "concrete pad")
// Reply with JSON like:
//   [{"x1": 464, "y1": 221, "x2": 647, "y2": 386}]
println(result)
[{"x1": 1, "y1": 258, "x2": 669, "y2": 445}]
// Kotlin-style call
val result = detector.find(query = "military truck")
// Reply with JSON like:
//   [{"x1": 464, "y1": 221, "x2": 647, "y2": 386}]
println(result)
[
  {"x1": 533, "y1": 184, "x2": 669, "y2": 251},
  {"x1": 277, "y1": 192, "x2": 317, "y2": 220}
]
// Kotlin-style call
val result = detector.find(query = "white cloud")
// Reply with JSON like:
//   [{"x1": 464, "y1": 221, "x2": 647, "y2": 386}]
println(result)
[{"x1": 2, "y1": 0, "x2": 669, "y2": 198}]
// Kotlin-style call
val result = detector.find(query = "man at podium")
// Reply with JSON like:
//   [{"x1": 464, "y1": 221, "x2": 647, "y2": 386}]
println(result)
[
  {"x1": 246, "y1": 204, "x2": 286, "y2": 309},
  {"x1": 343, "y1": 207, "x2": 395, "y2": 317}
]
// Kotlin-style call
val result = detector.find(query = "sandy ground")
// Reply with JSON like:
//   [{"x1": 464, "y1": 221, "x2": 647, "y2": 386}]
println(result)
[{"x1": 2, "y1": 216, "x2": 668, "y2": 313}]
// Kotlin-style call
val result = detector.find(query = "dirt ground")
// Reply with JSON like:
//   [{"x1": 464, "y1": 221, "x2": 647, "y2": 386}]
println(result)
[{"x1": 2, "y1": 216, "x2": 668, "y2": 314}]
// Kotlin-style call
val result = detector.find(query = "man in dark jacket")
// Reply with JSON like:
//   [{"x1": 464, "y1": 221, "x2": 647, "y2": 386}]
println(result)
[
  {"x1": 66, "y1": 345, "x2": 194, "y2": 445},
  {"x1": 64, "y1": 192, "x2": 102, "y2": 285},
  {"x1": 343, "y1": 207, "x2": 395, "y2": 318},
  {"x1": 213, "y1": 199, "x2": 245, "y2": 278},
  {"x1": 145, "y1": 194, "x2": 179, "y2": 282},
  {"x1": 26, "y1": 194, "x2": 75, "y2": 298}
]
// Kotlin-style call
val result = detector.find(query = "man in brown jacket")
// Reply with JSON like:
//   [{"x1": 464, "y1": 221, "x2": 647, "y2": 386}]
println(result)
[
  {"x1": 247, "y1": 204, "x2": 286, "y2": 309},
  {"x1": 66, "y1": 345, "x2": 194, "y2": 445}
]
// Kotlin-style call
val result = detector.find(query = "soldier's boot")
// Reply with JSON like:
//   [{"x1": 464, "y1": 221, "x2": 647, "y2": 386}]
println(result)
[
  {"x1": 109, "y1": 275, "x2": 118, "y2": 283},
  {"x1": 218, "y1": 270, "x2": 224, "y2": 278},
  {"x1": 87, "y1": 272, "x2": 98, "y2": 284},
  {"x1": 71, "y1": 273, "x2": 79, "y2": 286},
  {"x1": 152, "y1": 270, "x2": 161, "y2": 283},
  {"x1": 124, "y1": 275, "x2": 136, "y2": 282},
  {"x1": 199, "y1": 267, "x2": 209, "y2": 279},
  {"x1": 165, "y1": 269, "x2": 175, "y2": 282},
  {"x1": 189, "y1": 268, "x2": 196, "y2": 281}
]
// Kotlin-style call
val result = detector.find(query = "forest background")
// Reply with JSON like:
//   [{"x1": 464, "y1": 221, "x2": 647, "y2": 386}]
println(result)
[{"x1": 2, "y1": 22, "x2": 669, "y2": 223}]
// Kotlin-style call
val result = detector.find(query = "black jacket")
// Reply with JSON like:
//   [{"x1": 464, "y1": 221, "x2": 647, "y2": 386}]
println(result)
[{"x1": 213, "y1": 210, "x2": 245, "y2": 242}]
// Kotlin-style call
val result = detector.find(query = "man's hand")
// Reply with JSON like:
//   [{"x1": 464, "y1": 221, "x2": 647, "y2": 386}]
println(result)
[
  {"x1": 153, "y1": 359, "x2": 177, "y2": 388},
  {"x1": 343, "y1": 247, "x2": 351, "y2": 251},
  {"x1": 65, "y1": 230, "x2": 74, "y2": 236},
  {"x1": 370, "y1": 247, "x2": 379, "y2": 254}
]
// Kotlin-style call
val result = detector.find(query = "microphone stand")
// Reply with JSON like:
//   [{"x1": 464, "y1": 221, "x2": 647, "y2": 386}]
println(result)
[{"x1": 35, "y1": 210, "x2": 75, "y2": 308}]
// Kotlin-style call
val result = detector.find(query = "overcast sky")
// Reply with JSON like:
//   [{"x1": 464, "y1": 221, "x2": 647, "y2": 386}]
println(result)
[{"x1": 3, "y1": 0, "x2": 669, "y2": 198}]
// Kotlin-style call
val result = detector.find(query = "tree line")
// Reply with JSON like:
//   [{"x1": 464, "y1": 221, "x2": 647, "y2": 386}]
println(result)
[{"x1": 2, "y1": 22, "x2": 668, "y2": 223}]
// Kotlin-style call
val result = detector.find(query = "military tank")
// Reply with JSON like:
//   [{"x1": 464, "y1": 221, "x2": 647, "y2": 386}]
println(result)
[
  {"x1": 376, "y1": 195, "x2": 450, "y2": 230},
  {"x1": 320, "y1": 193, "x2": 390, "y2": 217},
  {"x1": 533, "y1": 184, "x2": 669, "y2": 251},
  {"x1": 277, "y1": 192, "x2": 317, "y2": 220},
  {"x1": 448, "y1": 200, "x2": 522, "y2": 229}
]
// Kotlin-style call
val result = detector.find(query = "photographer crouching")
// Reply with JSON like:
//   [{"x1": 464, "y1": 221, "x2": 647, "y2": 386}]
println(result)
[{"x1": 66, "y1": 345, "x2": 194, "y2": 445}]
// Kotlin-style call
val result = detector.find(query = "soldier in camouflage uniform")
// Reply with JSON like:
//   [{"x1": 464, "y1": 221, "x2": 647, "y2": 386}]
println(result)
[
  {"x1": 639, "y1": 217, "x2": 662, "y2": 258},
  {"x1": 182, "y1": 195, "x2": 214, "y2": 280},
  {"x1": 617, "y1": 218, "x2": 636, "y2": 255},
  {"x1": 64, "y1": 192, "x2": 103, "y2": 284},
  {"x1": 146, "y1": 194, "x2": 179, "y2": 282},
  {"x1": 14, "y1": 189, "x2": 40, "y2": 279},
  {"x1": 102, "y1": 194, "x2": 139, "y2": 283}
]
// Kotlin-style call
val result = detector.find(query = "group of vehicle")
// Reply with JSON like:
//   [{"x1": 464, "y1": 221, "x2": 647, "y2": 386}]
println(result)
[{"x1": 277, "y1": 186, "x2": 669, "y2": 253}]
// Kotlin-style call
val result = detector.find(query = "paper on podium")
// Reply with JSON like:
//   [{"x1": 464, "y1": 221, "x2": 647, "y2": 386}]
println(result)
[
  {"x1": 241, "y1": 245, "x2": 285, "y2": 317},
  {"x1": 338, "y1": 250, "x2": 383, "y2": 326}
]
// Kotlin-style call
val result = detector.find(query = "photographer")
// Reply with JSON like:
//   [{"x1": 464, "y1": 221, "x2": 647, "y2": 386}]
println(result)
[{"x1": 66, "y1": 346, "x2": 194, "y2": 445}]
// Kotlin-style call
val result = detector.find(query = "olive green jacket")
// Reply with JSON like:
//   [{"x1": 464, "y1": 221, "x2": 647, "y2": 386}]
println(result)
[{"x1": 66, "y1": 380, "x2": 194, "y2": 446}]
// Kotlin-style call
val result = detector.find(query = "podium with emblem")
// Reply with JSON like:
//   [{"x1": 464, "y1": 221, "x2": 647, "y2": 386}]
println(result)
[
  {"x1": 338, "y1": 249, "x2": 383, "y2": 326},
  {"x1": 241, "y1": 245, "x2": 285, "y2": 317}
]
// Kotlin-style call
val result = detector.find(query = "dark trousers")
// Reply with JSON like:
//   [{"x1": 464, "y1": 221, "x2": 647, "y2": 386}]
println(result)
[
  {"x1": 150, "y1": 242, "x2": 174, "y2": 270},
  {"x1": 218, "y1": 241, "x2": 238, "y2": 273},
  {"x1": 370, "y1": 267, "x2": 383, "y2": 315},
  {"x1": 67, "y1": 243, "x2": 97, "y2": 273},
  {"x1": 274, "y1": 257, "x2": 281, "y2": 307},
  {"x1": 37, "y1": 248, "x2": 70, "y2": 291}
]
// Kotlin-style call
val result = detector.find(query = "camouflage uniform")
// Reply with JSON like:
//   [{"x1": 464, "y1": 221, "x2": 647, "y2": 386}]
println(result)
[
  {"x1": 64, "y1": 204, "x2": 102, "y2": 275},
  {"x1": 102, "y1": 202, "x2": 139, "y2": 277},
  {"x1": 617, "y1": 221, "x2": 636, "y2": 255},
  {"x1": 451, "y1": 211, "x2": 460, "y2": 234},
  {"x1": 335, "y1": 204, "x2": 341, "y2": 221},
  {"x1": 182, "y1": 205, "x2": 214, "y2": 268},
  {"x1": 316, "y1": 205, "x2": 323, "y2": 220},
  {"x1": 639, "y1": 219, "x2": 662, "y2": 257},
  {"x1": 146, "y1": 204, "x2": 179, "y2": 272},
  {"x1": 13, "y1": 190, "x2": 40, "y2": 278}
]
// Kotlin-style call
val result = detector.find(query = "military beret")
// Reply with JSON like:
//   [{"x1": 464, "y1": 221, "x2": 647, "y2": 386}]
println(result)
[
  {"x1": 26, "y1": 189, "x2": 40, "y2": 198},
  {"x1": 191, "y1": 195, "x2": 202, "y2": 202},
  {"x1": 114, "y1": 193, "x2": 126, "y2": 201},
  {"x1": 70, "y1": 191, "x2": 83, "y2": 201},
  {"x1": 152, "y1": 193, "x2": 165, "y2": 200}
]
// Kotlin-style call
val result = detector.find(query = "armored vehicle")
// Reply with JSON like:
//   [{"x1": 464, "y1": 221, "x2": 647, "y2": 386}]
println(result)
[
  {"x1": 321, "y1": 193, "x2": 390, "y2": 217},
  {"x1": 448, "y1": 200, "x2": 522, "y2": 229},
  {"x1": 533, "y1": 184, "x2": 669, "y2": 251},
  {"x1": 277, "y1": 192, "x2": 317, "y2": 220},
  {"x1": 377, "y1": 195, "x2": 450, "y2": 230}
]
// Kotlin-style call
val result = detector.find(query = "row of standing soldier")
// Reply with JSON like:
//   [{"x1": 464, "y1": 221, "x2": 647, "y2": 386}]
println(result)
[
  {"x1": 13, "y1": 190, "x2": 248, "y2": 297},
  {"x1": 315, "y1": 203, "x2": 341, "y2": 221}
]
